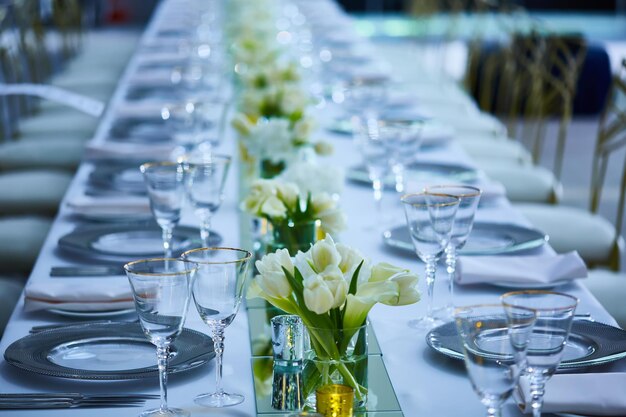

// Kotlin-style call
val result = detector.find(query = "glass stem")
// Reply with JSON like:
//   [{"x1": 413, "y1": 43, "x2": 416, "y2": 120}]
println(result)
[
  {"x1": 485, "y1": 402, "x2": 502, "y2": 417},
  {"x1": 211, "y1": 326, "x2": 225, "y2": 395},
  {"x1": 445, "y1": 244, "x2": 457, "y2": 310},
  {"x1": 530, "y1": 378, "x2": 546, "y2": 417},
  {"x1": 201, "y1": 215, "x2": 212, "y2": 248},
  {"x1": 156, "y1": 344, "x2": 170, "y2": 413},
  {"x1": 372, "y1": 178, "x2": 383, "y2": 216},
  {"x1": 392, "y1": 163, "x2": 404, "y2": 194},
  {"x1": 425, "y1": 258, "x2": 437, "y2": 320},
  {"x1": 162, "y1": 226, "x2": 173, "y2": 258}
]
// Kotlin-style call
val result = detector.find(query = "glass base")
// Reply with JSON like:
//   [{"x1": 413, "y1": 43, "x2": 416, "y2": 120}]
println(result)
[
  {"x1": 432, "y1": 305, "x2": 454, "y2": 321},
  {"x1": 139, "y1": 407, "x2": 189, "y2": 417},
  {"x1": 408, "y1": 316, "x2": 444, "y2": 331},
  {"x1": 194, "y1": 392, "x2": 244, "y2": 408}
]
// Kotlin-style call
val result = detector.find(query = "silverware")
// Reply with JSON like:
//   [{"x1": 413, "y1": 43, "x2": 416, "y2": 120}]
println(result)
[
  {"x1": 50, "y1": 266, "x2": 124, "y2": 277},
  {"x1": 0, "y1": 393, "x2": 158, "y2": 409}
]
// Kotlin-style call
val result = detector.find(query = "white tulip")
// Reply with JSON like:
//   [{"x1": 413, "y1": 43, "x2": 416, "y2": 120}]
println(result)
[
  {"x1": 303, "y1": 265, "x2": 348, "y2": 314},
  {"x1": 260, "y1": 195, "x2": 288, "y2": 219},
  {"x1": 275, "y1": 181, "x2": 299, "y2": 208},
  {"x1": 318, "y1": 208, "x2": 347, "y2": 236},
  {"x1": 254, "y1": 248, "x2": 294, "y2": 299}
]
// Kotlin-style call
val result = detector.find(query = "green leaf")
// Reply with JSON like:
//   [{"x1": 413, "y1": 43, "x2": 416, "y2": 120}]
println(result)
[{"x1": 348, "y1": 260, "x2": 364, "y2": 296}]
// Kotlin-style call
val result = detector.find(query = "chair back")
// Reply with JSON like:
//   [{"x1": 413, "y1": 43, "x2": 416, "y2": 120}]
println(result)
[{"x1": 590, "y1": 58, "x2": 626, "y2": 270}]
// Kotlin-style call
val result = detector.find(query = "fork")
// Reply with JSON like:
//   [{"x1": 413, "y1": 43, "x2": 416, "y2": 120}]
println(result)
[{"x1": 0, "y1": 393, "x2": 158, "y2": 409}]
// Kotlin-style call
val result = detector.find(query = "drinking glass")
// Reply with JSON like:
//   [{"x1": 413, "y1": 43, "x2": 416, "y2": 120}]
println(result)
[
  {"x1": 454, "y1": 304, "x2": 536, "y2": 417},
  {"x1": 140, "y1": 162, "x2": 186, "y2": 257},
  {"x1": 501, "y1": 291, "x2": 578, "y2": 417},
  {"x1": 183, "y1": 154, "x2": 231, "y2": 248},
  {"x1": 426, "y1": 185, "x2": 482, "y2": 319},
  {"x1": 124, "y1": 258, "x2": 197, "y2": 417},
  {"x1": 378, "y1": 118, "x2": 424, "y2": 194},
  {"x1": 352, "y1": 116, "x2": 391, "y2": 228},
  {"x1": 401, "y1": 192, "x2": 459, "y2": 330},
  {"x1": 181, "y1": 247, "x2": 252, "y2": 407}
]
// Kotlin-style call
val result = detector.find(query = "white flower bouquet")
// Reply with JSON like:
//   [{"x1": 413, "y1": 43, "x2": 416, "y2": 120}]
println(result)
[
  {"x1": 248, "y1": 235, "x2": 420, "y2": 404},
  {"x1": 241, "y1": 179, "x2": 346, "y2": 254}
]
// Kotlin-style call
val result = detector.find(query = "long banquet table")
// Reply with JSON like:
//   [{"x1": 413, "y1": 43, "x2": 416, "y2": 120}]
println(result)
[{"x1": 0, "y1": 1, "x2": 623, "y2": 417}]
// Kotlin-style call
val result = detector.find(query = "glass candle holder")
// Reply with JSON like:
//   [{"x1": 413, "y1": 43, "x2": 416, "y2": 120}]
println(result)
[
  {"x1": 316, "y1": 384, "x2": 354, "y2": 417},
  {"x1": 271, "y1": 315, "x2": 305, "y2": 368}
]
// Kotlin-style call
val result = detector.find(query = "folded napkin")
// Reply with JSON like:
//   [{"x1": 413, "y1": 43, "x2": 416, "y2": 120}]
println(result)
[
  {"x1": 24, "y1": 280, "x2": 133, "y2": 312},
  {"x1": 456, "y1": 251, "x2": 587, "y2": 286},
  {"x1": 66, "y1": 195, "x2": 151, "y2": 219},
  {"x1": 516, "y1": 373, "x2": 626, "y2": 416},
  {"x1": 128, "y1": 69, "x2": 175, "y2": 88},
  {"x1": 115, "y1": 101, "x2": 167, "y2": 119},
  {"x1": 84, "y1": 141, "x2": 175, "y2": 161}
]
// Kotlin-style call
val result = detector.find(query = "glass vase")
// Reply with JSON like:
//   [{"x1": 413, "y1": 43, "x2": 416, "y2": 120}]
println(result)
[
  {"x1": 303, "y1": 324, "x2": 368, "y2": 409},
  {"x1": 266, "y1": 219, "x2": 322, "y2": 257}
]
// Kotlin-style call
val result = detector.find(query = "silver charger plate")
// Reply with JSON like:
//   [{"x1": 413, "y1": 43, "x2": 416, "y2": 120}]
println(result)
[
  {"x1": 426, "y1": 319, "x2": 626, "y2": 370},
  {"x1": 88, "y1": 165, "x2": 147, "y2": 195},
  {"x1": 4, "y1": 322, "x2": 214, "y2": 380},
  {"x1": 348, "y1": 162, "x2": 478, "y2": 187},
  {"x1": 58, "y1": 222, "x2": 220, "y2": 263},
  {"x1": 48, "y1": 308, "x2": 137, "y2": 319},
  {"x1": 383, "y1": 222, "x2": 547, "y2": 256}
]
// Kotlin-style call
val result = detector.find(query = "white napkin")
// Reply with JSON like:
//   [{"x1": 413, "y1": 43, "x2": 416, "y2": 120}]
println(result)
[
  {"x1": 456, "y1": 251, "x2": 587, "y2": 286},
  {"x1": 24, "y1": 279, "x2": 133, "y2": 312},
  {"x1": 66, "y1": 195, "x2": 151, "y2": 218},
  {"x1": 516, "y1": 373, "x2": 626, "y2": 416},
  {"x1": 128, "y1": 69, "x2": 175, "y2": 88},
  {"x1": 84, "y1": 141, "x2": 175, "y2": 161},
  {"x1": 115, "y1": 101, "x2": 167, "y2": 119}
]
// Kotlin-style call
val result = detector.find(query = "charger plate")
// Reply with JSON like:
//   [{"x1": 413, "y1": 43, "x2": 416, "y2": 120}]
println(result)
[
  {"x1": 384, "y1": 222, "x2": 547, "y2": 257},
  {"x1": 348, "y1": 162, "x2": 478, "y2": 187},
  {"x1": 4, "y1": 322, "x2": 214, "y2": 380},
  {"x1": 426, "y1": 319, "x2": 626, "y2": 370},
  {"x1": 58, "y1": 223, "x2": 219, "y2": 263}
]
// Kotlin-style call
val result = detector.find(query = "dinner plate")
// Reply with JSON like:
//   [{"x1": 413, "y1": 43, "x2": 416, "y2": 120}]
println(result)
[
  {"x1": 4, "y1": 323, "x2": 214, "y2": 380},
  {"x1": 48, "y1": 308, "x2": 137, "y2": 319},
  {"x1": 88, "y1": 165, "x2": 148, "y2": 195},
  {"x1": 58, "y1": 223, "x2": 220, "y2": 263},
  {"x1": 109, "y1": 118, "x2": 171, "y2": 144},
  {"x1": 383, "y1": 222, "x2": 547, "y2": 256},
  {"x1": 426, "y1": 319, "x2": 626, "y2": 370},
  {"x1": 348, "y1": 162, "x2": 478, "y2": 187},
  {"x1": 328, "y1": 119, "x2": 454, "y2": 148}
]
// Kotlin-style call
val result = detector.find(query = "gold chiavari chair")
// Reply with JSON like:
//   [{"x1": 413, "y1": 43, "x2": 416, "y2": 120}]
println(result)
[{"x1": 517, "y1": 58, "x2": 626, "y2": 271}]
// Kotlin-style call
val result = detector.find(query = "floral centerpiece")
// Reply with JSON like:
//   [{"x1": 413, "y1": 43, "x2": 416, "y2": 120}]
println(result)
[
  {"x1": 247, "y1": 235, "x2": 420, "y2": 405},
  {"x1": 241, "y1": 178, "x2": 346, "y2": 255}
]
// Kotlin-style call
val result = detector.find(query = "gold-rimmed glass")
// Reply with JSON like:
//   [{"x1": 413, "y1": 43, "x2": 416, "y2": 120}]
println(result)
[
  {"x1": 401, "y1": 192, "x2": 459, "y2": 330},
  {"x1": 182, "y1": 154, "x2": 231, "y2": 248},
  {"x1": 501, "y1": 291, "x2": 578, "y2": 417},
  {"x1": 454, "y1": 304, "x2": 536, "y2": 417},
  {"x1": 426, "y1": 185, "x2": 482, "y2": 319},
  {"x1": 181, "y1": 247, "x2": 252, "y2": 407},
  {"x1": 124, "y1": 258, "x2": 197, "y2": 417},
  {"x1": 140, "y1": 162, "x2": 186, "y2": 258}
]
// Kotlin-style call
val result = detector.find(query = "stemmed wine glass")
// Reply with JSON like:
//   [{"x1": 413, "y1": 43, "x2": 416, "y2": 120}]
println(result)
[
  {"x1": 124, "y1": 258, "x2": 198, "y2": 417},
  {"x1": 501, "y1": 291, "x2": 578, "y2": 417},
  {"x1": 181, "y1": 247, "x2": 252, "y2": 407},
  {"x1": 379, "y1": 118, "x2": 424, "y2": 194},
  {"x1": 426, "y1": 185, "x2": 482, "y2": 319},
  {"x1": 140, "y1": 162, "x2": 186, "y2": 257},
  {"x1": 454, "y1": 304, "x2": 536, "y2": 417},
  {"x1": 401, "y1": 192, "x2": 459, "y2": 330},
  {"x1": 182, "y1": 154, "x2": 231, "y2": 248}
]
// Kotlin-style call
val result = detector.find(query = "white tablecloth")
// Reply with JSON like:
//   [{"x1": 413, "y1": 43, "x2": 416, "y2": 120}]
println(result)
[{"x1": 0, "y1": 2, "x2": 621, "y2": 417}]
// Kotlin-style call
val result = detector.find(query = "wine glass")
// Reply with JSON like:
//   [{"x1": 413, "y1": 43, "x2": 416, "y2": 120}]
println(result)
[
  {"x1": 182, "y1": 154, "x2": 230, "y2": 248},
  {"x1": 352, "y1": 115, "x2": 392, "y2": 229},
  {"x1": 140, "y1": 162, "x2": 186, "y2": 258},
  {"x1": 401, "y1": 192, "x2": 459, "y2": 330},
  {"x1": 454, "y1": 304, "x2": 536, "y2": 417},
  {"x1": 377, "y1": 118, "x2": 424, "y2": 194},
  {"x1": 124, "y1": 258, "x2": 198, "y2": 417},
  {"x1": 426, "y1": 185, "x2": 482, "y2": 319},
  {"x1": 500, "y1": 291, "x2": 578, "y2": 417},
  {"x1": 181, "y1": 247, "x2": 253, "y2": 407}
]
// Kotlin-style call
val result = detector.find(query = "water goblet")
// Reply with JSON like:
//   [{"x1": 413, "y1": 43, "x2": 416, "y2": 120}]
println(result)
[
  {"x1": 181, "y1": 247, "x2": 253, "y2": 407},
  {"x1": 426, "y1": 185, "x2": 482, "y2": 319},
  {"x1": 501, "y1": 291, "x2": 578, "y2": 417},
  {"x1": 124, "y1": 258, "x2": 198, "y2": 417},
  {"x1": 377, "y1": 118, "x2": 424, "y2": 194},
  {"x1": 401, "y1": 192, "x2": 459, "y2": 330},
  {"x1": 454, "y1": 304, "x2": 536, "y2": 417},
  {"x1": 140, "y1": 162, "x2": 186, "y2": 258},
  {"x1": 182, "y1": 154, "x2": 231, "y2": 248}
]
